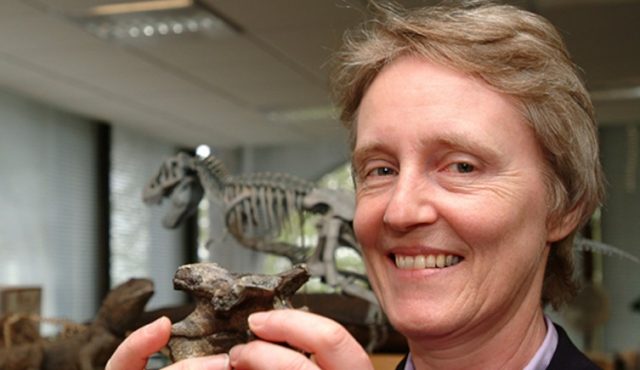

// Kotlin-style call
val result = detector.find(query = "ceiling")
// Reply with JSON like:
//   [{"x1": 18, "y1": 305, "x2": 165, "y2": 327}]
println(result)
[{"x1": 0, "y1": 0, "x2": 638, "y2": 149}]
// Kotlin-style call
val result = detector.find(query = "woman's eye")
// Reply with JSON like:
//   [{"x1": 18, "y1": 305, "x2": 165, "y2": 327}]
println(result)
[
  {"x1": 370, "y1": 167, "x2": 396, "y2": 176},
  {"x1": 450, "y1": 162, "x2": 475, "y2": 173}
]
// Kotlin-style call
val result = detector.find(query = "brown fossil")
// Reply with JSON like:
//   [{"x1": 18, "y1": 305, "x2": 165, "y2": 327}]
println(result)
[
  {"x1": 168, "y1": 262, "x2": 309, "y2": 361},
  {"x1": 0, "y1": 278, "x2": 154, "y2": 370}
]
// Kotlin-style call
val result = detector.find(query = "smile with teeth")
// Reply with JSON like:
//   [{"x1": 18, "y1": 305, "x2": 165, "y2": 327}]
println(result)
[{"x1": 394, "y1": 254, "x2": 462, "y2": 270}]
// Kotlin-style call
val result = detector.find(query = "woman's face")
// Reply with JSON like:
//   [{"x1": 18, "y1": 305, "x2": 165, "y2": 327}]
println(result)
[{"x1": 352, "y1": 56, "x2": 570, "y2": 341}]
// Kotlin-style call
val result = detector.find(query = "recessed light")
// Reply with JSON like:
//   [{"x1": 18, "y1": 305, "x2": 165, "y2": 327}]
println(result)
[{"x1": 87, "y1": 0, "x2": 193, "y2": 16}]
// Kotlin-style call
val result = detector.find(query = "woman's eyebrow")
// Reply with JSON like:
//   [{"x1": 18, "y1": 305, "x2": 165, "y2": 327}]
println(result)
[
  {"x1": 350, "y1": 131, "x2": 501, "y2": 171},
  {"x1": 351, "y1": 142, "x2": 387, "y2": 166},
  {"x1": 353, "y1": 134, "x2": 498, "y2": 156},
  {"x1": 419, "y1": 133, "x2": 501, "y2": 159}
]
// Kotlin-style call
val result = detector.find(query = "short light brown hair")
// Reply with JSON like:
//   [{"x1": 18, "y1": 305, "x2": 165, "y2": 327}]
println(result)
[{"x1": 331, "y1": 0, "x2": 605, "y2": 308}]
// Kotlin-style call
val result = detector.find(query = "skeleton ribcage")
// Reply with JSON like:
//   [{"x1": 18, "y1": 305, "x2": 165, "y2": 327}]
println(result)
[{"x1": 222, "y1": 173, "x2": 315, "y2": 242}]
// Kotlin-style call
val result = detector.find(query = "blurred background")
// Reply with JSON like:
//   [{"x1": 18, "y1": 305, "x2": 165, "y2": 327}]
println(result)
[{"x1": 0, "y1": 0, "x2": 638, "y2": 368}]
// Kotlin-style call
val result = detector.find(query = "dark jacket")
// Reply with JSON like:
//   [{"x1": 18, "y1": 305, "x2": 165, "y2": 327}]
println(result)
[
  {"x1": 547, "y1": 324, "x2": 601, "y2": 370},
  {"x1": 394, "y1": 323, "x2": 601, "y2": 370}
]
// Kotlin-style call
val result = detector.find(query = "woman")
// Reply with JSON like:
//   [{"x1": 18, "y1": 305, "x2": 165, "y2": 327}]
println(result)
[{"x1": 107, "y1": 2, "x2": 604, "y2": 369}]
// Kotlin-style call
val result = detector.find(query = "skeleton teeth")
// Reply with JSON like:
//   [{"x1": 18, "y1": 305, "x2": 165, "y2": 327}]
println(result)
[{"x1": 394, "y1": 253, "x2": 462, "y2": 270}]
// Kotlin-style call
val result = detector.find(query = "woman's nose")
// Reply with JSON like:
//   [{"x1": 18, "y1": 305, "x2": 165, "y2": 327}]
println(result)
[{"x1": 382, "y1": 172, "x2": 438, "y2": 232}]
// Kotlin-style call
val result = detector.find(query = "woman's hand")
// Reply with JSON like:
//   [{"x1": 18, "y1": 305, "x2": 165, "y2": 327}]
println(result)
[
  {"x1": 106, "y1": 309, "x2": 372, "y2": 370},
  {"x1": 105, "y1": 316, "x2": 230, "y2": 370},
  {"x1": 229, "y1": 309, "x2": 374, "y2": 370}
]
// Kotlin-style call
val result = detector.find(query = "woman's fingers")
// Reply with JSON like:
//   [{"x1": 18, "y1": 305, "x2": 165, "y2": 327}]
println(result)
[
  {"x1": 229, "y1": 341, "x2": 319, "y2": 370},
  {"x1": 107, "y1": 317, "x2": 231, "y2": 370},
  {"x1": 162, "y1": 355, "x2": 230, "y2": 370},
  {"x1": 107, "y1": 309, "x2": 370, "y2": 370},
  {"x1": 106, "y1": 316, "x2": 172, "y2": 370},
  {"x1": 230, "y1": 309, "x2": 373, "y2": 370}
]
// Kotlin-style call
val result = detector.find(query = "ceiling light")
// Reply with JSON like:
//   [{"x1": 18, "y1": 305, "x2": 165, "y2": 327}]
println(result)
[
  {"x1": 195, "y1": 144, "x2": 211, "y2": 158},
  {"x1": 78, "y1": 3, "x2": 234, "y2": 41},
  {"x1": 87, "y1": 0, "x2": 193, "y2": 16}
]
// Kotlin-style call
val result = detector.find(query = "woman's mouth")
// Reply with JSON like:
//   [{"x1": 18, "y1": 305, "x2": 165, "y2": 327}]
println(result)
[{"x1": 392, "y1": 253, "x2": 463, "y2": 270}]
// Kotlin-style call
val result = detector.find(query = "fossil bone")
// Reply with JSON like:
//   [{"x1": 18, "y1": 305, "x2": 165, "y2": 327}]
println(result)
[{"x1": 168, "y1": 263, "x2": 309, "y2": 361}]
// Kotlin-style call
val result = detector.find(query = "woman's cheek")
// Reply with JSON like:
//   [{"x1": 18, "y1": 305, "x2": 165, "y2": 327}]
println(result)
[{"x1": 353, "y1": 196, "x2": 381, "y2": 249}]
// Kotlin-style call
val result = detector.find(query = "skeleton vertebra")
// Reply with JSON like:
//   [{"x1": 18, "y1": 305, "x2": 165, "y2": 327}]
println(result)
[{"x1": 168, "y1": 263, "x2": 309, "y2": 361}]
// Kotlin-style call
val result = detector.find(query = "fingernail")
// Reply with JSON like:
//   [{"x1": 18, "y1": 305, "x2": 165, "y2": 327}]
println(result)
[
  {"x1": 143, "y1": 316, "x2": 168, "y2": 335},
  {"x1": 248, "y1": 311, "x2": 267, "y2": 329},
  {"x1": 229, "y1": 344, "x2": 246, "y2": 366},
  {"x1": 206, "y1": 354, "x2": 230, "y2": 369}
]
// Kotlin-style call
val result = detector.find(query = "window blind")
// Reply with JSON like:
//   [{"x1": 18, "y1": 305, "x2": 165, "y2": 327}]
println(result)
[
  {"x1": 0, "y1": 89, "x2": 98, "y2": 323},
  {"x1": 110, "y1": 127, "x2": 186, "y2": 309}
]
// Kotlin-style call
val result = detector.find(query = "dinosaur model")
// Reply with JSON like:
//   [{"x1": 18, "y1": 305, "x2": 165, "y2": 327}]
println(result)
[
  {"x1": 168, "y1": 262, "x2": 309, "y2": 361},
  {"x1": 142, "y1": 152, "x2": 376, "y2": 305},
  {"x1": 0, "y1": 278, "x2": 154, "y2": 370}
]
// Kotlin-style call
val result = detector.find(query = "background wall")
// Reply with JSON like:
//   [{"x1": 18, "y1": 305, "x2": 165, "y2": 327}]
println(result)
[{"x1": 600, "y1": 124, "x2": 640, "y2": 353}]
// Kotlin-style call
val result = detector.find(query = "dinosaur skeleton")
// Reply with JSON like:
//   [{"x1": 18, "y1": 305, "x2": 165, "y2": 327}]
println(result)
[{"x1": 142, "y1": 152, "x2": 376, "y2": 305}]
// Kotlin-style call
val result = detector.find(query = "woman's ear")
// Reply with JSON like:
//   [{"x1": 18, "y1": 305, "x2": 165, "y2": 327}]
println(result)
[{"x1": 548, "y1": 205, "x2": 583, "y2": 243}]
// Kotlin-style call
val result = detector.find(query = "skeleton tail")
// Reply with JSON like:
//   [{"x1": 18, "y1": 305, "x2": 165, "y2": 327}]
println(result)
[{"x1": 575, "y1": 236, "x2": 639, "y2": 263}]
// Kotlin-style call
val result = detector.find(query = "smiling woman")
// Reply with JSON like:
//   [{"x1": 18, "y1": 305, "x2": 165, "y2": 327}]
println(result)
[
  {"x1": 352, "y1": 56, "x2": 560, "y2": 368},
  {"x1": 330, "y1": 2, "x2": 604, "y2": 369},
  {"x1": 334, "y1": 1, "x2": 605, "y2": 312}
]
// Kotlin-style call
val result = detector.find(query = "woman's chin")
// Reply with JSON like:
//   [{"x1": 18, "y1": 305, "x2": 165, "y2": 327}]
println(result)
[{"x1": 385, "y1": 304, "x2": 455, "y2": 339}]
